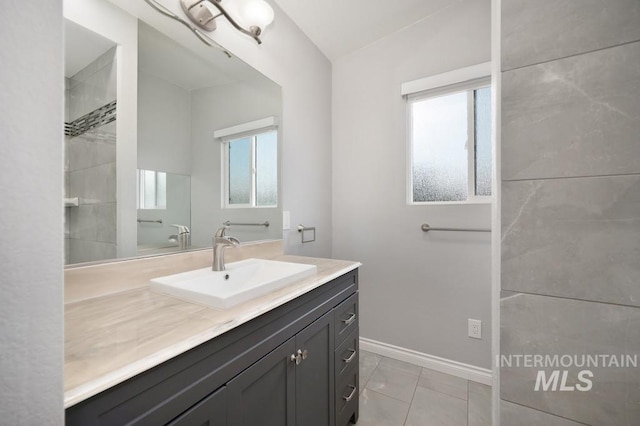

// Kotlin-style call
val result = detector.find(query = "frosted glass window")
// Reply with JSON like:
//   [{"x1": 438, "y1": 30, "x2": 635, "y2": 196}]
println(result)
[
  {"x1": 224, "y1": 130, "x2": 278, "y2": 208},
  {"x1": 228, "y1": 137, "x2": 251, "y2": 205},
  {"x1": 474, "y1": 87, "x2": 492, "y2": 196},
  {"x1": 412, "y1": 92, "x2": 468, "y2": 202},
  {"x1": 137, "y1": 169, "x2": 167, "y2": 209},
  {"x1": 255, "y1": 131, "x2": 278, "y2": 207},
  {"x1": 409, "y1": 83, "x2": 492, "y2": 203}
]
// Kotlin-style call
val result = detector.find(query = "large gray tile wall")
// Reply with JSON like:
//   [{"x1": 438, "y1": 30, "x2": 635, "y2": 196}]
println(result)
[
  {"x1": 501, "y1": 1, "x2": 640, "y2": 424},
  {"x1": 64, "y1": 49, "x2": 117, "y2": 264}
]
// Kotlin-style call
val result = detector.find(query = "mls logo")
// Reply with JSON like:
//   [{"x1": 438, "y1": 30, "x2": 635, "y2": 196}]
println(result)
[{"x1": 534, "y1": 370, "x2": 593, "y2": 392}]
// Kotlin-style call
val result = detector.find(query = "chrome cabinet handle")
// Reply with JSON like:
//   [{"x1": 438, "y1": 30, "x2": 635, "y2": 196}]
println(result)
[
  {"x1": 341, "y1": 312, "x2": 356, "y2": 326},
  {"x1": 290, "y1": 349, "x2": 307, "y2": 365},
  {"x1": 290, "y1": 350, "x2": 302, "y2": 365},
  {"x1": 342, "y1": 349, "x2": 357, "y2": 364},
  {"x1": 342, "y1": 385, "x2": 357, "y2": 402}
]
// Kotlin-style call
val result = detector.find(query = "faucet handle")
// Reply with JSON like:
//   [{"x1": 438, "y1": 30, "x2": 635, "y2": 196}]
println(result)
[
  {"x1": 171, "y1": 224, "x2": 190, "y2": 234},
  {"x1": 214, "y1": 226, "x2": 229, "y2": 238}
]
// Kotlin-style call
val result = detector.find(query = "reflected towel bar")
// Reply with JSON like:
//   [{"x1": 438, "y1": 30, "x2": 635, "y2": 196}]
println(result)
[
  {"x1": 421, "y1": 223, "x2": 491, "y2": 233},
  {"x1": 138, "y1": 219, "x2": 163, "y2": 224},
  {"x1": 223, "y1": 221, "x2": 270, "y2": 227}
]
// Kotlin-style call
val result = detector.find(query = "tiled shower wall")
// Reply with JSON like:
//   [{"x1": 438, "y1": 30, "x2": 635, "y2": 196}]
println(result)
[
  {"x1": 500, "y1": 1, "x2": 640, "y2": 425},
  {"x1": 65, "y1": 47, "x2": 117, "y2": 264}
]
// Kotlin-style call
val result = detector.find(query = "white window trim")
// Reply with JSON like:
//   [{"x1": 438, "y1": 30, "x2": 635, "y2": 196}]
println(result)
[
  {"x1": 401, "y1": 62, "x2": 492, "y2": 96},
  {"x1": 404, "y1": 64, "x2": 493, "y2": 205},
  {"x1": 214, "y1": 116, "x2": 277, "y2": 141}
]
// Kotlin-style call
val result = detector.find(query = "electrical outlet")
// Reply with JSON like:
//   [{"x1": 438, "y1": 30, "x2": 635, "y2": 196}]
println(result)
[{"x1": 468, "y1": 319, "x2": 482, "y2": 339}]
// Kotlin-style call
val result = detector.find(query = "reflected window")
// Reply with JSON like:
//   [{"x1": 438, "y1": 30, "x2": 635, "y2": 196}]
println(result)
[
  {"x1": 224, "y1": 130, "x2": 277, "y2": 208},
  {"x1": 137, "y1": 169, "x2": 166, "y2": 209},
  {"x1": 408, "y1": 84, "x2": 492, "y2": 203}
]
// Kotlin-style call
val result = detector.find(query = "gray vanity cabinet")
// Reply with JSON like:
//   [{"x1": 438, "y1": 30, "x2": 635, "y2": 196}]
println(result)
[
  {"x1": 168, "y1": 386, "x2": 228, "y2": 425},
  {"x1": 294, "y1": 311, "x2": 335, "y2": 426},
  {"x1": 227, "y1": 311, "x2": 335, "y2": 426},
  {"x1": 66, "y1": 269, "x2": 358, "y2": 426},
  {"x1": 227, "y1": 337, "x2": 296, "y2": 425}
]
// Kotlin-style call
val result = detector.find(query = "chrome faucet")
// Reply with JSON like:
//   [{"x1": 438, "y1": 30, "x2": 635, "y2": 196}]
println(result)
[
  {"x1": 169, "y1": 224, "x2": 191, "y2": 250},
  {"x1": 212, "y1": 226, "x2": 240, "y2": 271}
]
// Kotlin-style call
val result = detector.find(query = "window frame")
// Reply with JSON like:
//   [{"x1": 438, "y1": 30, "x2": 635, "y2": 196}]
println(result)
[
  {"x1": 405, "y1": 76, "x2": 492, "y2": 206},
  {"x1": 136, "y1": 169, "x2": 167, "y2": 210},
  {"x1": 221, "y1": 129, "x2": 278, "y2": 209}
]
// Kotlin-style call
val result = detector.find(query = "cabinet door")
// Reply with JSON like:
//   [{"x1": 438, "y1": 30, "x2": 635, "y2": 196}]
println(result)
[
  {"x1": 295, "y1": 311, "x2": 335, "y2": 426},
  {"x1": 227, "y1": 337, "x2": 296, "y2": 426},
  {"x1": 168, "y1": 386, "x2": 227, "y2": 426}
]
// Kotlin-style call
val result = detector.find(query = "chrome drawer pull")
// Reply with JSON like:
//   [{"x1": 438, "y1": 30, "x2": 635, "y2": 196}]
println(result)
[
  {"x1": 342, "y1": 385, "x2": 357, "y2": 402},
  {"x1": 342, "y1": 349, "x2": 357, "y2": 364},
  {"x1": 341, "y1": 312, "x2": 356, "y2": 326},
  {"x1": 290, "y1": 350, "x2": 302, "y2": 365}
]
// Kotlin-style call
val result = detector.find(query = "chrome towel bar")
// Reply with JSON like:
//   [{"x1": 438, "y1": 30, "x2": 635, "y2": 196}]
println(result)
[
  {"x1": 421, "y1": 223, "x2": 491, "y2": 233},
  {"x1": 223, "y1": 221, "x2": 270, "y2": 227},
  {"x1": 138, "y1": 219, "x2": 163, "y2": 224}
]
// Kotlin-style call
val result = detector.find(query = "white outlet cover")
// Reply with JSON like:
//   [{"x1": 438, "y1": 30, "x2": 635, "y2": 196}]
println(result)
[{"x1": 468, "y1": 319, "x2": 482, "y2": 339}]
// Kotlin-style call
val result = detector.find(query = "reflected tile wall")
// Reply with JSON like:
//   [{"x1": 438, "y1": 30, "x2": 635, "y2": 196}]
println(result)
[
  {"x1": 68, "y1": 47, "x2": 117, "y2": 121},
  {"x1": 502, "y1": 0, "x2": 640, "y2": 71},
  {"x1": 68, "y1": 123, "x2": 116, "y2": 171},
  {"x1": 501, "y1": 2, "x2": 640, "y2": 424},
  {"x1": 65, "y1": 49, "x2": 117, "y2": 265},
  {"x1": 68, "y1": 162, "x2": 116, "y2": 205},
  {"x1": 68, "y1": 239, "x2": 117, "y2": 265}
]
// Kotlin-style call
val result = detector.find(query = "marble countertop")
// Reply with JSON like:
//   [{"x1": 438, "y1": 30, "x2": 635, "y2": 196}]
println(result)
[{"x1": 64, "y1": 255, "x2": 360, "y2": 408}]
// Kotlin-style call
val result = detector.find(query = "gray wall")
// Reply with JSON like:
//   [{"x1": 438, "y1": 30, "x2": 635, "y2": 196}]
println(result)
[
  {"x1": 0, "y1": 0, "x2": 64, "y2": 423},
  {"x1": 137, "y1": 71, "x2": 192, "y2": 175},
  {"x1": 332, "y1": 0, "x2": 493, "y2": 368},
  {"x1": 500, "y1": 1, "x2": 640, "y2": 424}
]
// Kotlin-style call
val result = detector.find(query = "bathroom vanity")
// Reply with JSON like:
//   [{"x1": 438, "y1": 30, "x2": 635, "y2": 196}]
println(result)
[{"x1": 65, "y1": 254, "x2": 359, "y2": 426}]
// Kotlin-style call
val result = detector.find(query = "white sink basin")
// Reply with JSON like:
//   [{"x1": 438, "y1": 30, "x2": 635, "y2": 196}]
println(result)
[{"x1": 149, "y1": 258, "x2": 318, "y2": 309}]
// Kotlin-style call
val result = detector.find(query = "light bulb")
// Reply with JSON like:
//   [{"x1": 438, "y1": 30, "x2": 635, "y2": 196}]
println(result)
[{"x1": 236, "y1": 0, "x2": 274, "y2": 35}]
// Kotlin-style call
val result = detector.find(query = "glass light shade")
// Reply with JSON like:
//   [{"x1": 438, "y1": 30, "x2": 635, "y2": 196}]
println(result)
[{"x1": 236, "y1": 0, "x2": 274, "y2": 31}]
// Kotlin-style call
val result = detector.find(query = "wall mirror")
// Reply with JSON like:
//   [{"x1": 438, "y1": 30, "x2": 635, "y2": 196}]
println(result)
[{"x1": 63, "y1": 0, "x2": 283, "y2": 266}]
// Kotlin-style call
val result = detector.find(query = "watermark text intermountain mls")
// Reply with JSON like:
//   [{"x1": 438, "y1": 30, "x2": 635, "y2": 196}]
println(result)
[{"x1": 497, "y1": 354, "x2": 638, "y2": 392}]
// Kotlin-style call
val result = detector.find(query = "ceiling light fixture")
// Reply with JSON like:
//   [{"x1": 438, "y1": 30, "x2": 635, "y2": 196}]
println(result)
[{"x1": 180, "y1": 0, "x2": 274, "y2": 44}]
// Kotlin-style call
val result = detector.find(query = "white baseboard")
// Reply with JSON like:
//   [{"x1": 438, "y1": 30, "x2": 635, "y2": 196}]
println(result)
[{"x1": 360, "y1": 337, "x2": 493, "y2": 386}]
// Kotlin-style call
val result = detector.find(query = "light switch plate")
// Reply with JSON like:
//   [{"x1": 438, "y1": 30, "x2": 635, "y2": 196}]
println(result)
[{"x1": 283, "y1": 211, "x2": 291, "y2": 230}]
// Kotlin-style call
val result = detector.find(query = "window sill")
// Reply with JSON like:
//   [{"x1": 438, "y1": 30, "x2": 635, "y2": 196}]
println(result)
[{"x1": 409, "y1": 198, "x2": 493, "y2": 206}]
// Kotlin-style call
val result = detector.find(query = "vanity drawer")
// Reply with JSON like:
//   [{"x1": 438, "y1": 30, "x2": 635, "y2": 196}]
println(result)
[
  {"x1": 334, "y1": 293, "x2": 358, "y2": 347},
  {"x1": 335, "y1": 328, "x2": 359, "y2": 378},
  {"x1": 335, "y1": 364, "x2": 359, "y2": 426}
]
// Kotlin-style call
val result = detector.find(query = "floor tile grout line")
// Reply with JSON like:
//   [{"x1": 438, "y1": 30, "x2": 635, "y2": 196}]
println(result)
[
  {"x1": 467, "y1": 379, "x2": 470, "y2": 426},
  {"x1": 362, "y1": 387, "x2": 413, "y2": 407},
  {"x1": 403, "y1": 370, "x2": 421, "y2": 426}
]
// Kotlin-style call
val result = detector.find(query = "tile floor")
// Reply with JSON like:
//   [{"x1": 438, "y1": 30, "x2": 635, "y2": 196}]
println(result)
[{"x1": 354, "y1": 351, "x2": 491, "y2": 426}]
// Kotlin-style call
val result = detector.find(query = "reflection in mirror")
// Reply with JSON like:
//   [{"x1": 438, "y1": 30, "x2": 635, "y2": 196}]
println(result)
[
  {"x1": 63, "y1": 0, "x2": 283, "y2": 266},
  {"x1": 64, "y1": 20, "x2": 118, "y2": 265},
  {"x1": 225, "y1": 129, "x2": 278, "y2": 208},
  {"x1": 137, "y1": 170, "x2": 191, "y2": 256}
]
